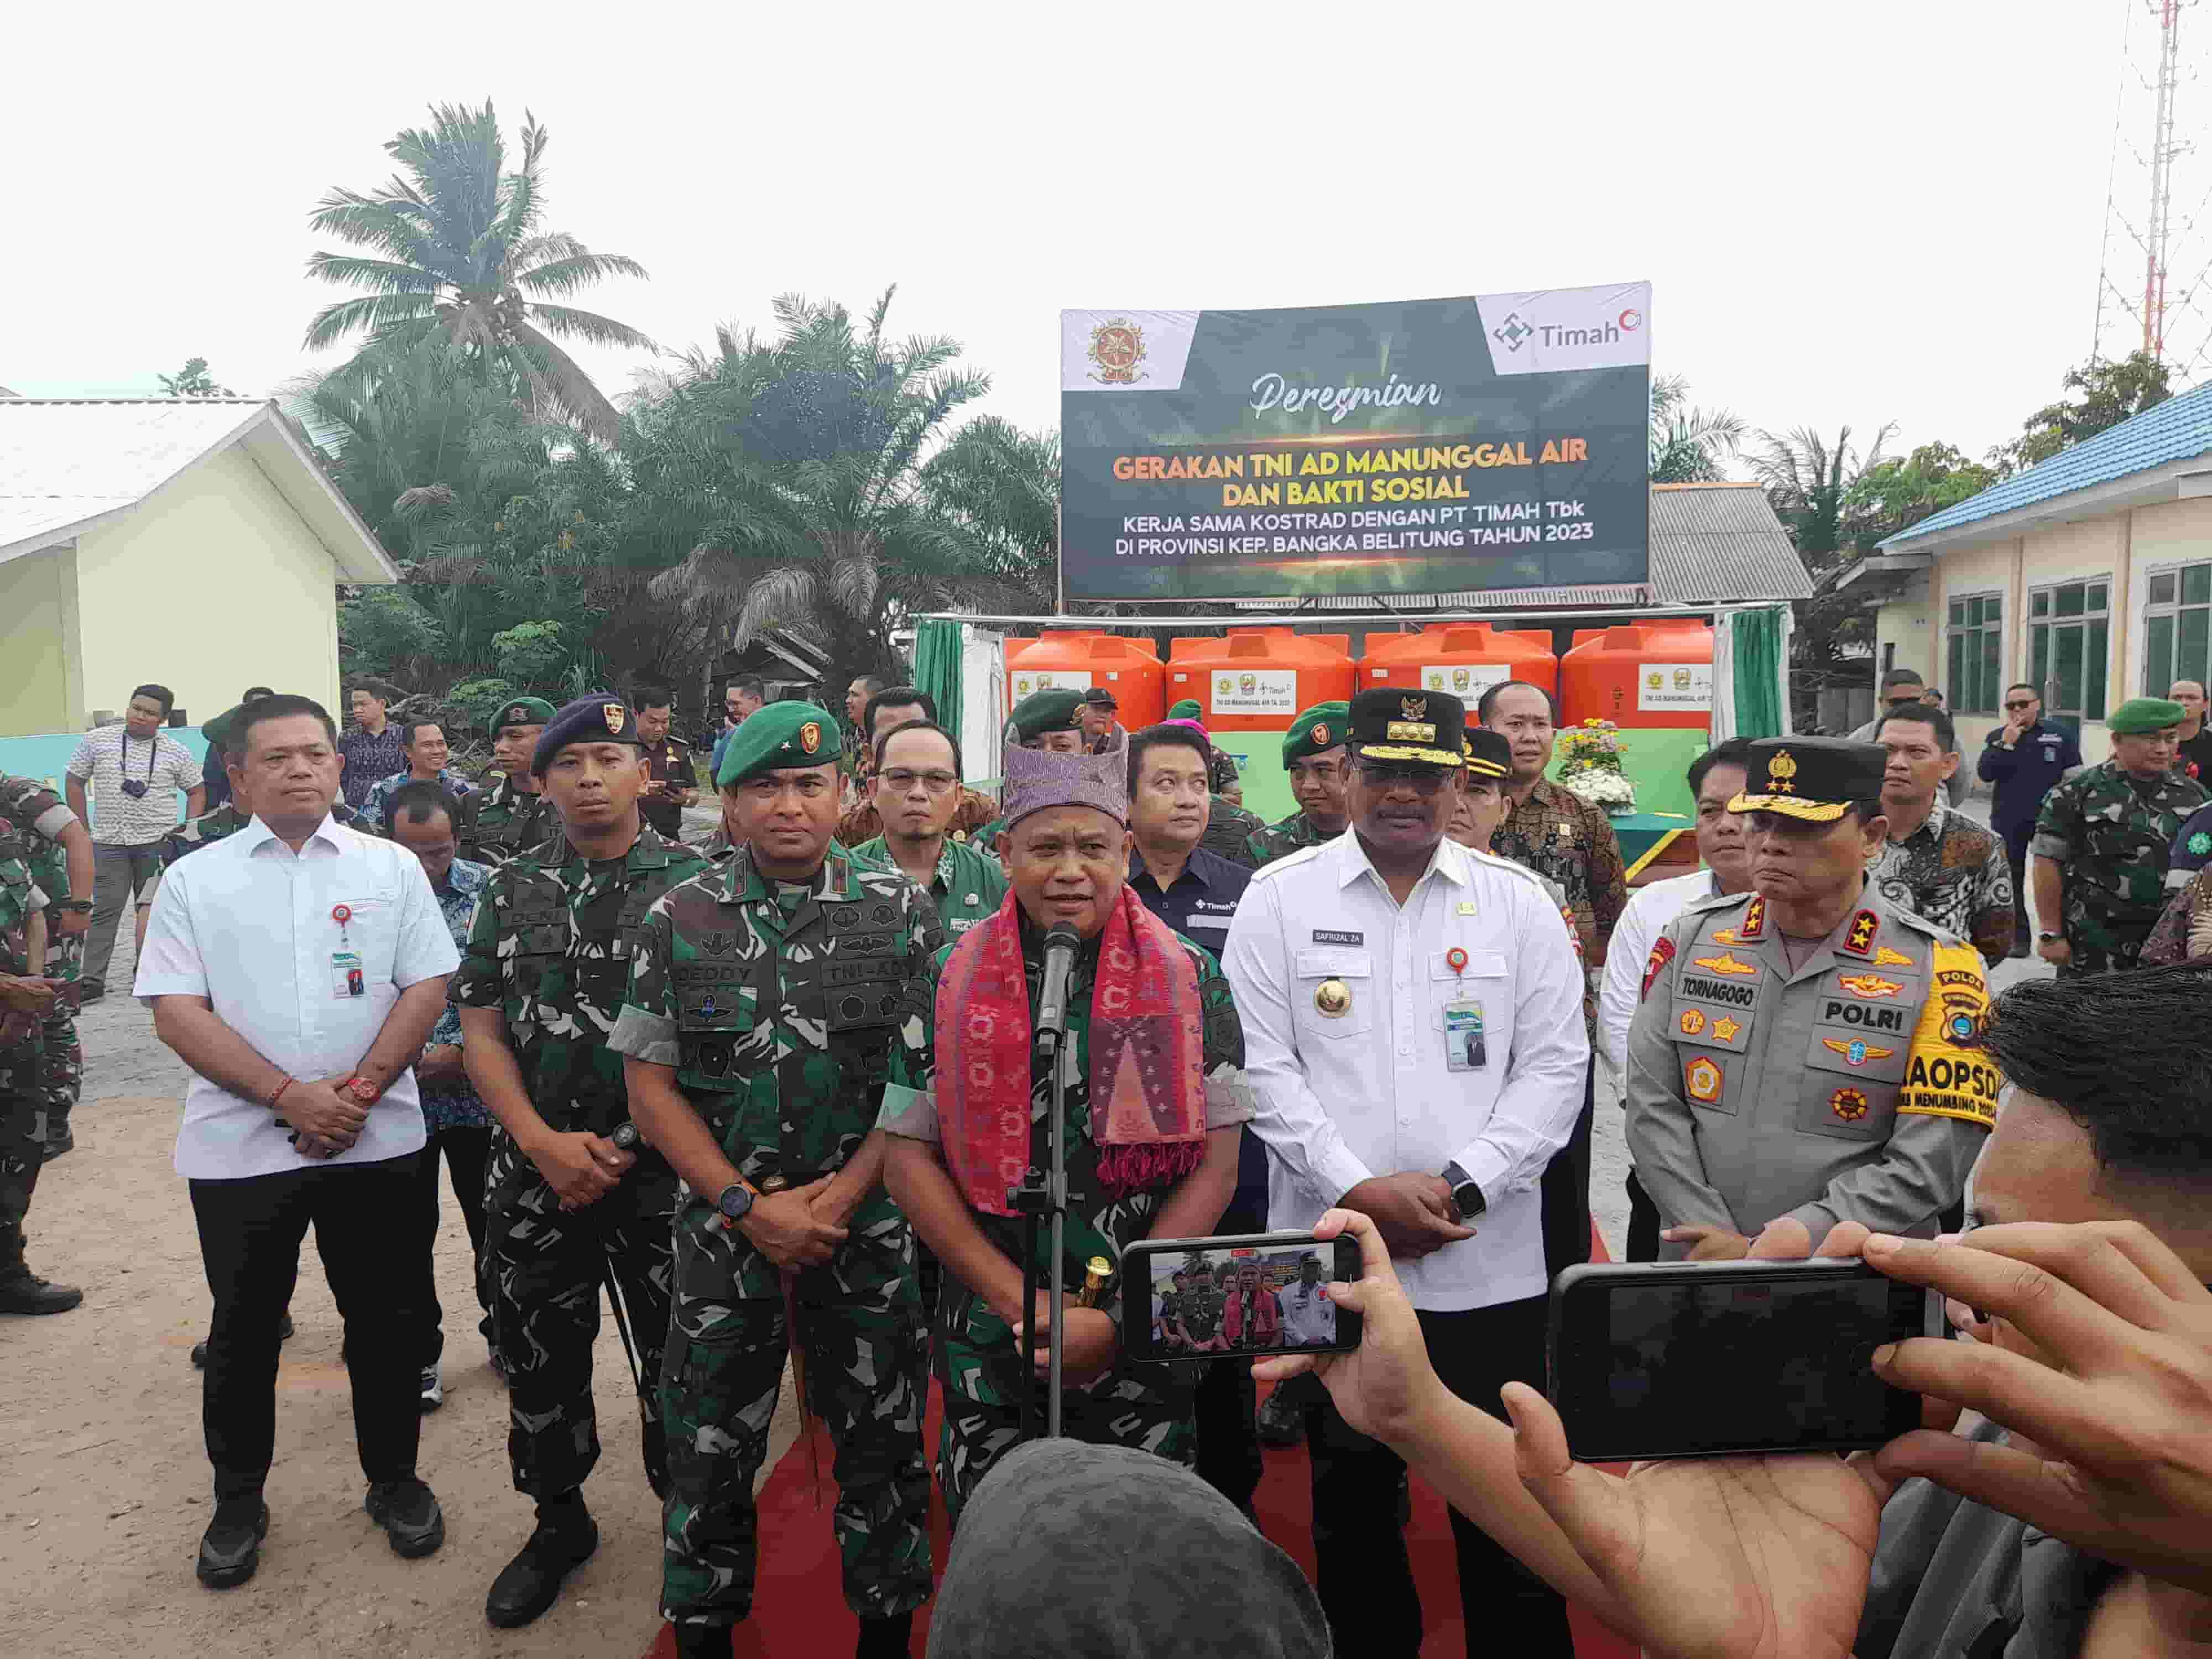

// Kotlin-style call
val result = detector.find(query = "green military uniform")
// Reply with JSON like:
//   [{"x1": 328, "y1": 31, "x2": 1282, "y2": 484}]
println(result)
[
  {"x1": 847, "y1": 833, "x2": 1008, "y2": 940},
  {"x1": 0, "y1": 844, "x2": 51, "y2": 1285},
  {"x1": 453, "y1": 771, "x2": 560, "y2": 866},
  {"x1": 1244, "y1": 808, "x2": 1331, "y2": 867},
  {"x1": 2031, "y1": 698, "x2": 2209, "y2": 975},
  {"x1": 0, "y1": 778, "x2": 83, "y2": 1162},
  {"x1": 879, "y1": 920, "x2": 1249, "y2": 1520},
  {"x1": 1626, "y1": 739, "x2": 1997, "y2": 1256},
  {"x1": 1197, "y1": 795, "x2": 1265, "y2": 869},
  {"x1": 452, "y1": 697, "x2": 711, "y2": 1508},
  {"x1": 608, "y1": 702, "x2": 937, "y2": 1633}
]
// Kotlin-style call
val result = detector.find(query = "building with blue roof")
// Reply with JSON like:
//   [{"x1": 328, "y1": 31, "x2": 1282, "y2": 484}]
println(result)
[{"x1": 1837, "y1": 378, "x2": 2212, "y2": 766}]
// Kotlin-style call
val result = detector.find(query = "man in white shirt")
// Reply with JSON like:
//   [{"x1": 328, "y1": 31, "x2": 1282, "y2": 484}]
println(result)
[
  {"x1": 1274, "y1": 1253, "x2": 1337, "y2": 1347},
  {"x1": 65, "y1": 682, "x2": 205, "y2": 1000},
  {"x1": 135, "y1": 695, "x2": 458, "y2": 1592},
  {"x1": 1597, "y1": 738, "x2": 1755, "y2": 1259},
  {"x1": 1222, "y1": 687, "x2": 1587, "y2": 1659}
]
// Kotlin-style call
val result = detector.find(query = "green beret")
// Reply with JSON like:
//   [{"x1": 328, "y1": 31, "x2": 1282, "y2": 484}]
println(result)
[
  {"x1": 1282, "y1": 701, "x2": 1350, "y2": 766},
  {"x1": 531, "y1": 695, "x2": 644, "y2": 775},
  {"x1": 1009, "y1": 688, "x2": 1086, "y2": 740},
  {"x1": 2109, "y1": 696, "x2": 2187, "y2": 735},
  {"x1": 716, "y1": 700, "x2": 842, "y2": 786},
  {"x1": 1166, "y1": 698, "x2": 1202, "y2": 721},
  {"x1": 494, "y1": 696, "x2": 557, "y2": 731}
]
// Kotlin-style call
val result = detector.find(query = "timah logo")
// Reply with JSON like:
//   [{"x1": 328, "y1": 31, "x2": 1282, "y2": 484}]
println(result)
[{"x1": 1491, "y1": 312, "x2": 1534, "y2": 353}]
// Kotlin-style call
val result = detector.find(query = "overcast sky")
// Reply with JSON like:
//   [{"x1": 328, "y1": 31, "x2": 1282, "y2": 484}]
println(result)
[{"x1": 6, "y1": 2, "x2": 2195, "y2": 471}]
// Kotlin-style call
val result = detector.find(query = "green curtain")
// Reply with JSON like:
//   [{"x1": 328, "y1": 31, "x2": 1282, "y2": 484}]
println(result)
[
  {"x1": 913, "y1": 619, "x2": 966, "y2": 746},
  {"x1": 1729, "y1": 606, "x2": 1787, "y2": 739}
]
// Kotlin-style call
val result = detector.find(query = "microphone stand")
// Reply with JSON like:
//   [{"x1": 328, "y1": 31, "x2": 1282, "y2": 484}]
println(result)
[{"x1": 1013, "y1": 923, "x2": 1079, "y2": 1441}]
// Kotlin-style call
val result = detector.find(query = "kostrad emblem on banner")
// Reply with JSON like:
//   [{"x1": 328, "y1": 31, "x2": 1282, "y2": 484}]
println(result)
[{"x1": 1474, "y1": 283, "x2": 1652, "y2": 375}]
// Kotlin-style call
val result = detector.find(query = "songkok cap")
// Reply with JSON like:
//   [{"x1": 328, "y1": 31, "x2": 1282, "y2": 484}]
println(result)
[
  {"x1": 1166, "y1": 697, "x2": 1203, "y2": 721},
  {"x1": 1463, "y1": 725, "x2": 1511, "y2": 780},
  {"x1": 2109, "y1": 696, "x2": 2187, "y2": 735},
  {"x1": 1081, "y1": 686, "x2": 1118, "y2": 710},
  {"x1": 715, "y1": 700, "x2": 842, "y2": 787},
  {"x1": 1726, "y1": 736, "x2": 1884, "y2": 822},
  {"x1": 999, "y1": 743, "x2": 1127, "y2": 829},
  {"x1": 1006, "y1": 687, "x2": 1087, "y2": 743},
  {"x1": 1347, "y1": 686, "x2": 1465, "y2": 769},
  {"x1": 495, "y1": 696, "x2": 557, "y2": 731},
  {"x1": 1282, "y1": 701, "x2": 1350, "y2": 766},
  {"x1": 531, "y1": 695, "x2": 643, "y2": 776}
]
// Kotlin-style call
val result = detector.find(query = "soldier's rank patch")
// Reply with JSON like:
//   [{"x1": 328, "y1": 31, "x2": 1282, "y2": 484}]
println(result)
[
  {"x1": 1679, "y1": 1009, "x2": 1707, "y2": 1036},
  {"x1": 1838, "y1": 974, "x2": 1903, "y2": 1000},
  {"x1": 1841, "y1": 909, "x2": 1879, "y2": 957},
  {"x1": 1872, "y1": 946, "x2": 1914, "y2": 967},
  {"x1": 800, "y1": 721, "x2": 822, "y2": 754},
  {"x1": 1685, "y1": 1056, "x2": 1724, "y2": 1103},
  {"x1": 1640, "y1": 935, "x2": 1677, "y2": 1001},
  {"x1": 1822, "y1": 1037, "x2": 1895, "y2": 1066},
  {"x1": 603, "y1": 703, "x2": 626, "y2": 735},
  {"x1": 1712, "y1": 1016, "x2": 1741, "y2": 1042},
  {"x1": 1830, "y1": 1086, "x2": 1870, "y2": 1122},
  {"x1": 1740, "y1": 896, "x2": 1766, "y2": 939},
  {"x1": 1690, "y1": 952, "x2": 1758, "y2": 977}
]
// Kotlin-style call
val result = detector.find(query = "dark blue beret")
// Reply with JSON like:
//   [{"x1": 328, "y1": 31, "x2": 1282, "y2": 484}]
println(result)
[{"x1": 531, "y1": 694, "x2": 644, "y2": 776}]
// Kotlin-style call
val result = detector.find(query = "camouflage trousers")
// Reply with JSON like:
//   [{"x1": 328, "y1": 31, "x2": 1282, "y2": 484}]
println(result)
[
  {"x1": 933, "y1": 1339, "x2": 1196, "y2": 1528},
  {"x1": 659, "y1": 1193, "x2": 931, "y2": 1626},
  {"x1": 0, "y1": 1037, "x2": 48, "y2": 1277},
  {"x1": 482, "y1": 1128, "x2": 679, "y2": 1500},
  {"x1": 38, "y1": 1006, "x2": 80, "y2": 1147},
  {"x1": 2059, "y1": 910, "x2": 2154, "y2": 976}
]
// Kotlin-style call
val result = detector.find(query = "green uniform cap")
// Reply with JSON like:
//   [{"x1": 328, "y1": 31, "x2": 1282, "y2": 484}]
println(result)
[
  {"x1": 2108, "y1": 696, "x2": 2187, "y2": 735},
  {"x1": 1166, "y1": 698, "x2": 1202, "y2": 721},
  {"x1": 1281, "y1": 701, "x2": 1350, "y2": 766},
  {"x1": 495, "y1": 696, "x2": 558, "y2": 731},
  {"x1": 714, "y1": 700, "x2": 843, "y2": 786},
  {"x1": 1008, "y1": 688, "x2": 1087, "y2": 740}
]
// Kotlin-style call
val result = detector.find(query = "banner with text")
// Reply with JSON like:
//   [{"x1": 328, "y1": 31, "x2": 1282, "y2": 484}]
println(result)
[{"x1": 1060, "y1": 285, "x2": 1650, "y2": 602}]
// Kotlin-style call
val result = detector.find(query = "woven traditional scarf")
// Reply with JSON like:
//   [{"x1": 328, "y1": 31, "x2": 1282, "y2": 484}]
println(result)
[{"x1": 936, "y1": 885, "x2": 1207, "y2": 1217}]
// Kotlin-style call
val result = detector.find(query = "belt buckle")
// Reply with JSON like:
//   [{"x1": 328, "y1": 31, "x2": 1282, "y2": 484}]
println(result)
[{"x1": 759, "y1": 1175, "x2": 790, "y2": 1194}]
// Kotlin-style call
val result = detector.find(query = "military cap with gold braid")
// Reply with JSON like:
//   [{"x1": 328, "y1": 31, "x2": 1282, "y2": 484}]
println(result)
[
  {"x1": 1726, "y1": 735, "x2": 1885, "y2": 822},
  {"x1": 716, "y1": 700, "x2": 843, "y2": 787},
  {"x1": 531, "y1": 693, "x2": 643, "y2": 776},
  {"x1": 1463, "y1": 724, "x2": 1510, "y2": 780},
  {"x1": 1282, "y1": 701, "x2": 1350, "y2": 766},
  {"x1": 1346, "y1": 686, "x2": 1465, "y2": 768},
  {"x1": 494, "y1": 696, "x2": 557, "y2": 731}
]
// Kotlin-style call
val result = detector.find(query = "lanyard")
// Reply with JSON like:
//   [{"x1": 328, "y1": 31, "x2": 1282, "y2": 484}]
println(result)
[{"x1": 122, "y1": 733, "x2": 154, "y2": 782}]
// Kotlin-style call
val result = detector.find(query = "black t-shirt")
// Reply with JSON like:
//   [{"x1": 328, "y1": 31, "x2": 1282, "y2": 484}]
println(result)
[{"x1": 2179, "y1": 727, "x2": 2212, "y2": 786}]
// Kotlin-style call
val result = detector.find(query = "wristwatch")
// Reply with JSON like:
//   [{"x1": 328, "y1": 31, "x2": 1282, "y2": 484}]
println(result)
[
  {"x1": 2037, "y1": 931, "x2": 2061, "y2": 944},
  {"x1": 51, "y1": 899, "x2": 93, "y2": 914},
  {"x1": 340, "y1": 1076, "x2": 382, "y2": 1105},
  {"x1": 1441, "y1": 1160, "x2": 1486, "y2": 1220},
  {"x1": 714, "y1": 1182, "x2": 756, "y2": 1224}
]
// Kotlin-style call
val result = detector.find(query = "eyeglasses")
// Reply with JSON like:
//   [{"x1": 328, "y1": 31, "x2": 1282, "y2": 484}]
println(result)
[
  {"x1": 2002, "y1": 700, "x2": 2035, "y2": 711},
  {"x1": 880, "y1": 768, "x2": 958, "y2": 795},
  {"x1": 1354, "y1": 761, "x2": 1452, "y2": 796}
]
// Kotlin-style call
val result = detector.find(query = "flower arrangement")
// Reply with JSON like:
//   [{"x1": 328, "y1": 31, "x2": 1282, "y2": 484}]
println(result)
[{"x1": 1554, "y1": 718, "x2": 1636, "y2": 813}]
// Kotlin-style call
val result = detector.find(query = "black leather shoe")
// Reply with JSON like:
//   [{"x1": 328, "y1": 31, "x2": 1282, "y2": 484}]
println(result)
[
  {"x1": 670, "y1": 1621, "x2": 736, "y2": 1659},
  {"x1": 855, "y1": 1611, "x2": 914, "y2": 1659},
  {"x1": 192, "y1": 1312, "x2": 293, "y2": 1368},
  {"x1": 364, "y1": 1479, "x2": 445, "y2": 1558},
  {"x1": 0, "y1": 1271, "x2": 83, "y2": 1314},
  {"x1": 486, "y1": 1507, "x2": 598, "y2": 1628},
  {"x1": 196, "y1": 1500, "x2": 269, "y2": 1588}
]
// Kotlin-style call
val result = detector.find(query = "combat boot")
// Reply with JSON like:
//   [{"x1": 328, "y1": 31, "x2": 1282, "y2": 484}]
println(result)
[
  {"x1": 486, "y1": 1491, "x2": 598, "y2": 1628},
  {"x1": 855, "y1": 1611, "x2": 914, "y2": 1658},
  {"x1": 0, "y1": 1268, "x2": 82, "y2": 1314}
]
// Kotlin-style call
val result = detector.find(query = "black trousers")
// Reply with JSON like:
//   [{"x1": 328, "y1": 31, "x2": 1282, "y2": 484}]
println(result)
[
  {"x1": 189, "y1": 1152, "x2": 431, "y2": 1503},
  {"x1": 1539, "y1": 1058, "x2": 1597, "y2": 1281},
  {"x1": 2002, "y1": 820, "x2": 2034, "y2": 946},
  {"x1": 415, "y1": 1123, "x2": 494, "y2": 1365},
  {"x1": 1625, "y1": 1167, "x2": 1662, "y2": 1262},
  {"x1": 1190, "y1": 1127, "x2": 1268, "y2": 1512},
  {"x1": 1301, "y1": 1294, "x2": 1570, "y2": 1658}
]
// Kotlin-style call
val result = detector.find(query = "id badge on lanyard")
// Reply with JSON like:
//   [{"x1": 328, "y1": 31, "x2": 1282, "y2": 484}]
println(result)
[
  {"x1": 331, "y1": 904, "x2": 366, "y2": 999},
  {"x1": 1442, "y1": 946, "x2": 1485, "y2": 1072}
]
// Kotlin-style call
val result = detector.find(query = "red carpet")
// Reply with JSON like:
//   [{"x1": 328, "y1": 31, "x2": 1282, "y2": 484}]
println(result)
[{"x1": 640, "y1": 1225, "x2": 1637, "y2": 1658}]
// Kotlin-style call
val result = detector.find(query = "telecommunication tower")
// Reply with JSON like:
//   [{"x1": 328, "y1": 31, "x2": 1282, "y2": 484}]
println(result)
[{"x1": 2094, "y1": 0, "x2": 2212, "y2": 378}]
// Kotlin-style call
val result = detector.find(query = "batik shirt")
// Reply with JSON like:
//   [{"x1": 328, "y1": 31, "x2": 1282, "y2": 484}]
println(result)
[
  {"x1": 847, "y1": 834, "x2": 1009, "y2": 940},
  {"x1": 878, "y1": 919, "x2": 1253, "y2": 1408},
  {"x1": 421, "y1": 857, "x2": 493, "y2": 1132},
  {"x1": 452, "y1": 824, "x2": 709, "y2": 1139},
  {"x1": 1243, "y1": 810, "x2": 1334, "y2": 868},
  {"x1": 1867, "y1": 803, "x2": 2016, "y2": 967},
  {"x1": 2031, "y1": 759, "x2": 2210, "y2": 962},
  {"x1": 361, "y1": 767, "x2": 477, "y2": 831},
  {"x1": 337, "y1": 724, "x2": 409, "y2": 809}
]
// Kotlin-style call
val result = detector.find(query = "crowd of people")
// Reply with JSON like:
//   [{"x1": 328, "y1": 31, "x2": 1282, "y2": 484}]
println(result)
[{"x1": 2, "y1": 659, "x2": 2211, "y2": 1659}]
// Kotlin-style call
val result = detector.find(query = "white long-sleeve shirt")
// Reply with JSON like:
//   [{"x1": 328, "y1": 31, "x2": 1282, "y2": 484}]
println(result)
[
  {"x1": 1221, "y1": 832, "x2": 1589, "y2": 1311},
  {"x1": 1597, "y1": 868, "x2": 1721, "y2": 1079}
]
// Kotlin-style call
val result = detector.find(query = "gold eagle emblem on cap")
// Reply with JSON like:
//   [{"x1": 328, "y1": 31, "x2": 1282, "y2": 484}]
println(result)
[
  {"x1": 1400, "y1": 697, "x2": 1425, "y2": 721},
  {"x1": 602, "y1": 703, "x2": 626, "y2": 735},
  {"x1": 799, "y1": 721, "x2": 822, "y2": 754}
]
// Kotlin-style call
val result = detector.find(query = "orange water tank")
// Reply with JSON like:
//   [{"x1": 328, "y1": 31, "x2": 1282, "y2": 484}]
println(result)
[
  {"x1": 1164, "y1": 629, "x2": 1355, "y2": 730},
  {"x1": 1004, "y1": 632, "x2": 1165, "y2": 728},
  {"x1": 1358, "y1": 624, "x2": 1558, "y2": 706},
  {"x1": 1560, "y1": 622, "x2": 1715, "y2": 729}
]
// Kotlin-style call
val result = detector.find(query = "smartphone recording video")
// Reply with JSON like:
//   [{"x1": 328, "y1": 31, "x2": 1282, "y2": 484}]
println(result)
[
  {"x1": 1546, "y1": 1258, "x2": 1932, "y2": 1462},
  {"x1": 1121, "y1": 1231, "x2": 1361, "y2": 1364}
]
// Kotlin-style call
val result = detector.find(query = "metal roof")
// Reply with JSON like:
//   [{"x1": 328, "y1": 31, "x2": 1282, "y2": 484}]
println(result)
[
  {"x1": 1648, "y1": 482, "x2": 1812, "y2": 602},
  {"x1": 0, "y1": 397, "x2": 399, "y2": 582},
  {"x1": 1878, "y1": 377, "x2": 2212, "y2": 548}
]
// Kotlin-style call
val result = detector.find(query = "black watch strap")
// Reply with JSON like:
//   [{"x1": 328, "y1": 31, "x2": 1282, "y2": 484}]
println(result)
[
  {"x1": 715, "y1": 1182, "x2": 755, "y2": 1222},
  {"x1": 1441, "y1": 1160, "x2": 1485, "y2": 1220}
]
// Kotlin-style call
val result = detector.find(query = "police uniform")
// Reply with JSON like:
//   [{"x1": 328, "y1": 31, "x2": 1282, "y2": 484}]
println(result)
[
  {"x1": 1245, "y1": 703, "x2": 1350, "y2": 867},
  {"x1": 2031, "y1": 696, "x2": 2210, "y2": 975},
  {"x1": 450, "y1": 699, "x2": 711, "y2": 1552},
  {"x1": 1626, "y1": 739, "x2": 1995, "y2": 1255},
  {"x1": 607, "y1": 702, "x2": 936, "y2": 1641},
  {"x1": 454, "y1": 698, "x2": 559, "y2": 866}
]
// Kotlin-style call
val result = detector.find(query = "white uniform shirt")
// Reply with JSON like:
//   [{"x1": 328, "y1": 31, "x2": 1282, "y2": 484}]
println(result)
[
  {"x1": 1598, "y1": 868, "x2": 1721, "y2": 1078},
  {"x1": 134, "y1": 813, "x2": 458, "y2": 1180},
  {"x1": 1276, "y1": 1280, "x2": 1337, "y2": 1345},
  {"x1": 1222, "y1": 833, "x2": 1588, "y2": 1312}
]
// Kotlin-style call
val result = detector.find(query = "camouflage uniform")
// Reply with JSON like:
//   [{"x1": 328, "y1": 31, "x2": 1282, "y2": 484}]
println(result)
[
  {"x1": 1199, "y1": 795, "x2": 1266, "y2": 870},
  {"x1": 0, "y1": 847, "x2": 50, "y2": 1281},
  {"x1": 451, "y1": 823, "x2": 709, "y2": 1503},
  {"x1": 878, "y1": 928, "x2": 1250, "y2": 1524},
  {"x1": 0, "y1": 779, "x2": 80, "y2": 1160},
  {"x1": 453, "y1": 772, "x2": 560, "y2": 867},
  {"x1": 608, "y1": 842, "x2": 940, "y2": 1628},
  {"x1": 2031, "y1": 759, "x2": 2210, "y2": 974},
  {"x1": 160, "y1": 798, "x2": 366, "y2": 867},
  {"x1": 847, "y1": 833, "x2": 1009, "y2": 941},
  {"x1": 1243, "y1": 809, "x2": 1334, "y2": 868}
]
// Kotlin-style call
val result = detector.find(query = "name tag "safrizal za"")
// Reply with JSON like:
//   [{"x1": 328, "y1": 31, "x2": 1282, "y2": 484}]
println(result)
[{"x1": 1312, "y1": 930, "x2": 1364, "y2": 946}]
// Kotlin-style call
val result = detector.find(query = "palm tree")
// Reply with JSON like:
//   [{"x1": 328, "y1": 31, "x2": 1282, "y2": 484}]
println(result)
[
  {"x1": 303, "y1": 101, "x2": 653, "y2": 447},
  {"x1": 1746, "y1": 422, "x2": 1897, "y2": 563},
  {"x1": 1647, "y1": 373, "x2": 1746, "y2": 483}
]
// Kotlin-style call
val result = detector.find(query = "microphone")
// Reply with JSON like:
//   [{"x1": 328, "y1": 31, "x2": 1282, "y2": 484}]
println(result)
[{"x1": 1035, "y1": 922, "x2": 1081, "y2": 1047}]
